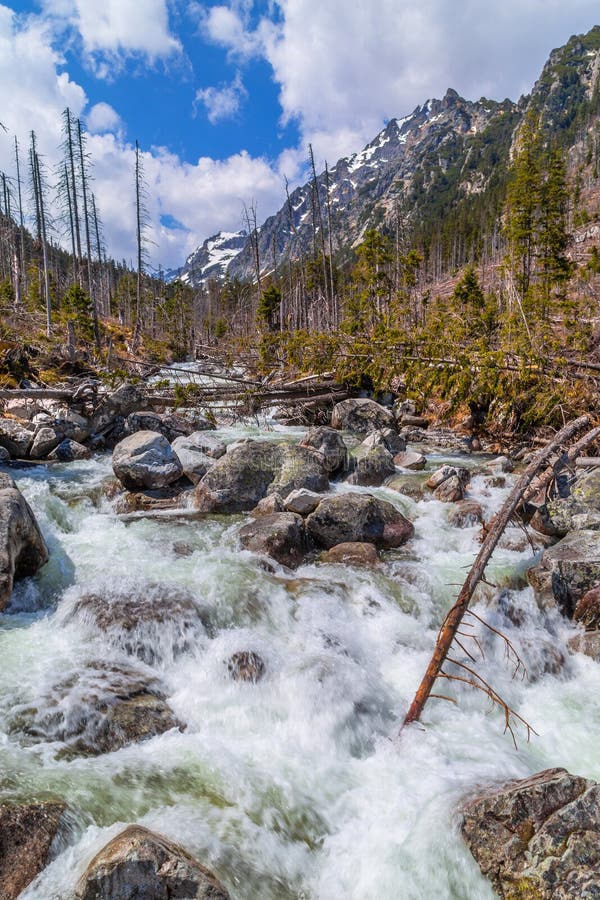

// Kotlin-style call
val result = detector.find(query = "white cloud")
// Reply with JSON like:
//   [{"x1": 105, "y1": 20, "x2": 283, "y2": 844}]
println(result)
[
  {"x1": 41, "y1": 0, "x2": 181, "y2": 73},
  {"x1": 195, "y1": 1, "x2": 265, "y2": 60},
  {"x1": 195, "y1": 71, "x2": 247, "y2": 123},
  {"x1": 86, "y1": 101, "x2": 122, "y2": 134}
]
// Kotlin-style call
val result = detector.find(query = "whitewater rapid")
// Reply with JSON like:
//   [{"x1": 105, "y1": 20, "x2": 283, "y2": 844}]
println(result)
[{"x1": 1, "y1": 427, "x2": 599, "y2": 899}]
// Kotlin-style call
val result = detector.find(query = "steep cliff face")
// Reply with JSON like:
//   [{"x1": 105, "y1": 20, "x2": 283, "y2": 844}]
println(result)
[{"x1": 173, "y1": 27, "x2": 600, "y2": 287}]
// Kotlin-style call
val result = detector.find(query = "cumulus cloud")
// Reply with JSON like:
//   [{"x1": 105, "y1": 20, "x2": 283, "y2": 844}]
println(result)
[
  {"x1": 40, "y1": 0, "x2": 181, "y2": 73},
  {"x1": 86, "y1": 101, "x2": 122, "y2": 134},
  {"x1": 195, "y1": 71, "x2": 248, "y2": 123}
]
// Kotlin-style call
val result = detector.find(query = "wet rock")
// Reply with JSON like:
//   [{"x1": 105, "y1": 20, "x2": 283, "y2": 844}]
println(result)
[
  {"x1": 425, "y1": 465, "x2": 457, "y2": 490},
  {"x1": 75, "y1": 825, "x2": 230, "y2": 900},
  {"x1": 0, "y1": 446, "x2": 10, "y2": 464},
  {"x1": 0, "y1": 473, "x2": 49, "y2": 610},
  {"x1": 568, "y1": 630, "x2": 600, "y2": 660},
  {"x1": 239, "y1": 512, "x2": 307, "y2": 568},
  {"x1": 573, "y1": 586, "x2": 600, "y2": 629},
  {"x1": 385, "y1": 475, "x2": 424, "y2": 501},
  {"x1": 532, "y1": 530, "x2": 600, "y2": 617},
  {"x1": 250, "y1": 494, "x2": 284, "y2": 517},
  {"x1": 348, "y1": 445, "x2": 395, "y2": 486},
  {"x1": 69, "y1": 586, "x2": 209, "y2": 663},
  {"x1": 170, "y1": 407, "x2": 216, "y2": 432},
  {"x1": 171, "y1": 435, "x2": 215, "y2": 485},
  {"x1": 17, "y1": 662, "x2": 182, "y2": 757},
  {"x1": 0, "y1": 418, "x2": 33, "y2": 457},
  {"x1": 324, "y1": 541, "x2": 378, "y2": 566},
  {"x1": 489, "y1": 455, "x2": 513, "y2": 473},
  {"x1": 393, "y1": 450, "x2": 426, "y2": 470},
  {"x1": 91, "y1": 382, "x2": 145, "y2": 434},
  {"x1": 331, "y1": 397, "x2": 395, "y2": 435},
  {"x1": 112, "y1": 431, "x2": 183, "y2": 491},
  {"x1": 0, "y1": 800, "x2": 68, "y2": 900},
  {"x1": 447, "y1": 499, "x2": 484, "y2": 528},
  {"x1": 360, "y1": 427, "x2": 406, "y2": 456},
  {"x1": 461, "y1": 767, "x2": 600, "y2": 899},
  {"x1": 172, "y1": 541, "x2": 194, "y2": 558},
  {"x1": 29, "y1": 425, "x2": 61, "y2": 459},
  {"x1": 542, "y1": 468, "x2": 600, "y2": 536},
  {"x1": 300, "y1": 425, "x2": 348, "y2": 475},
  {"x1": 306, "y1": 493, "x2": 414, "y2": 550},
  {"x1": 283, "y1": 488, "x2": 322, "y2": 516},
  {"x1": 228, "y1": 650, "x2": 265, "y2": 683},
  {"x1": 195, "y1": 441, "x2": 328, "y2": 513},
  {"x1": 433, "y1": 474, "x2": 465, "y2": 503},
  {"x1": 47, "y1": 438, "x2": 91, "y2": 462}
]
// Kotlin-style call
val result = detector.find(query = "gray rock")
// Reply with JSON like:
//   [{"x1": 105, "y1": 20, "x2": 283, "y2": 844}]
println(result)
[
  {"x1": 324, "y1": 541, "x2": 378, "y2": 566},
  {"x1": 115, "y1": 485, "x2": 191, "y2": 514},
  {"x1": 568, "y1": 630, "x2": 600, "y2": 661},
  {"x1": 399, "y1": 414, "x2": 429, "y2": 428},
  {"x1": 573, "y1": 587, "x2": 600, "y2": 629},
  {"x1": 3, "y1": 397, "x2": 41, "y2": 419},
  {"x1": 426, "y1": 465, "x2": 458, "y2": 490},
  {"x1": 0, "y1": 418, "x2": 33, "y2": 457},
  {"x1": 251, "y1": 494, "x2": 284, "y2": 517},
  {"x1": 195, "y1": 441, "x2": 328, "y2": 513},
  {"x1": 360, "y1": 427, "x2": 406, "y2": 456},
  {"x1": 75, "y1": 826, "x2": 229, "y2": 900},
  {"x1": 433, "y1": 474, "x2": 465, "y2": 503},
  {"x1": 91, "y1": 382, "x2": 145, "y2": 434},
  {"x1": 29, "y1": 426, "x2": 61, "y2": 459},
  {"x1": 0, "y1": 446, "x2": 9, "y2": 463},
  {"x1": 447, "y1": 499, "x2": 483, "y2": 527},
  {"x1": 0, "y1": 800, "x2": 69, "y2": 900},
  {"x1": 300, "y1": 426, "x2": 348, "y2": 474},
  {"x1": 112, "y1": 431, "x2": 183, "y2": 490},
  {"x1": 171, "y1": 435, "x2": 214, "y2": 485},
  {"x1": 283, "y1": 488, "x2": 322, "y2": 516},
  {"x1": 306, "y1": 493, "x2": 414, "y2": 549},
  {"x1": 489, "y1": 454, "x2": 514, "y2": 473},
  {"x1": 179, "y1": 432, "x2": 226, "y2": 459},
  {"x1": 239, "y1": 512, "x2": 307, "y2": 568},
  {"x1": 532, "y1": 530, "x2": 600, "y2": 617},
  {"x1": 0, "y1": 473, "x2": 49, "y2": 610},
  {"x1": 348, "y1": 445, "x2": 396, "y2": 486},
  {"x1": 393, "y1": 450, "x2": 426, "y2": 470},
  {"x1": 331, "y1": 398, "x2": 395, "y2": 435},
  {"x1": 48, "y1": 439, "x2": 91, "y2": 461},
  {"x1": 461, "y1": 767, "x2": 600, "y2": 899},
  {"x1": 125, "y1": 411, "x2": 195, "y2": 442},
  {"x1": 170, "y1": 407, "x2": 216, "y2": 432},
  {"x1": 543, "y1": 468, "x2": 600, "y2": 536}
]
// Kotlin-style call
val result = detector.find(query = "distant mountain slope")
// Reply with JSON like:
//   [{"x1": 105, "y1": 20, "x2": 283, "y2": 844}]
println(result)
[{"x1": 167, "y1": 230, "x2": 247, "y2": 285}]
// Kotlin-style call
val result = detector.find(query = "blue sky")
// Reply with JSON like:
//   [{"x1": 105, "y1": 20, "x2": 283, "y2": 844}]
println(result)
[{"x1": 0, "y1": 1, "x2": 599, "y2": 269}]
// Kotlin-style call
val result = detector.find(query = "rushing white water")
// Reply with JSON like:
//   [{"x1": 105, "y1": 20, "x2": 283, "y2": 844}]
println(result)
[{"x1": 1, "y1": 432, "x2": 600, "y2": 900}]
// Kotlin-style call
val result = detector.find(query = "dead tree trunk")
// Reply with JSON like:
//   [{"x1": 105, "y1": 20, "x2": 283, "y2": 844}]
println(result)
[{"x1": 402, "y1": 414, "x2": 592, "y2": 731}]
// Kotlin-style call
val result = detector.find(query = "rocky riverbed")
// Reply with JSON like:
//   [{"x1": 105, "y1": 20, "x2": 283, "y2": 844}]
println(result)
[{"x1": 0, "y1": 390, "x2": 599, "y2": 898}]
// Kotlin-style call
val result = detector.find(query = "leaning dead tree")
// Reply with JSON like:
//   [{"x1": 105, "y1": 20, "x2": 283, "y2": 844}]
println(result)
[{"x1": 402, "y1": 414, "x2": 596, "y2": 744}]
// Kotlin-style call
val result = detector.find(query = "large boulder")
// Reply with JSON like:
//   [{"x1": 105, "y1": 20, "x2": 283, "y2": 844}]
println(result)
[
  {"x1": 541, "y1": 468, "x2": 600, "y2": 536},
  {"x1": 359, "y1": 427, "x2": 405, "y2": 456},
  {"x1": 125, "y1": 411, "x2": 195, "y2": 442},
  {"x1": 324, "y1": 541, "x2": 378, "y2": 566},
  {"x1": 29, "y1": 425, "x2": 62, "y2": 459},
  {"x1": 91, "y1": 382, "x2": 145, "y2": 434},
  {"x1": 0, "y1": 473, "x2": 49, "y2": 610},
  {"x1": 283, "y1": 488, "x2": 322, "y2": 516},
  {"x1": 300, "y1": 426, "x2": 348, "y2": 475},
  {"x1": 461, "y1": 767, "x2": 600, "y2": 899},
  {"x1": 195, "y1": 441, "x2": 328, "y2": 513},
  {"x1": 238, "y1": 512, "x2": 307, "y2": 568},
  {"x1": 348, "y1": 445, "x2": 395, "y2": 486},
  {"x1": 112, "y1": 431, "x2": 183, "y2": 491},
  {"x1": 75, "y1": 825, "x2": 230, "y2": 900},
  {"x1": 306, "y1": 493, "x2": 414, "y2": 549},
  {"x1": 331, "y1": 398, "x2": 395, "y2": 435},
  {"x1": 48, "y1": 439, "x2": 91, "y2": 462},
  {"x1": 171, "y1": 435, "x2": 215, "y2": 485},
  {"x1": 0, "y1": 800, "x2": 69, "y2": 900},
  {"x1": 530, "y1": 530, "x2": 600, "y2": 617},
  {"x1": 0, "y1": 418, "x2": 33, "y2": 458}
]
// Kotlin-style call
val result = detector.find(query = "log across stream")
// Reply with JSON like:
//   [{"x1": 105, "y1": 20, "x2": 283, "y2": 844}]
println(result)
[{"x1": 1, "y1": 418, "x2": 600, "y2": 898}]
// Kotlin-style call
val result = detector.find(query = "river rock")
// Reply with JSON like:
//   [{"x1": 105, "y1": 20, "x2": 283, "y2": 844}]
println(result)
[
  {"x1": 75, "y1": 825, "x2": 230, "y2": 900},
  {"x1": 331, "y1": 398, "x2": 395, "y2": 435},
  {"x1": 447, "y1": 499, "x2": 484, "y2": 527},
  {"x1": 69, "y1": 585, "x2": 210, "y2": 664},
  {"x1": 171, "y1": 435, "x2": 214, "y2": 485},
  {"x1": 393, "y1": 450, "x2": 426, "y2": 470},
  {"x1": 48, "y1": 439, "x2": 91, "y2": 461},
  {"x1": 425, "y1": 465, "x2": 457, "y2": 490},
  {"x1": 385, "y1": 475, "x2": 424, "y2": 501},
  {"x1": 573, "y1": 586, "x2": 600, "y2": 629},
  {"x1": 348, "y1": 445, "x2": 396, "y2": 486},
  {"x1": 0, "y1": 473, "x2": 49, "y2": 610},
  {"x1": 195, "y1": 441, "x2": 328, "y2": 513},
  {"x1": 0, "y1": 418, "x2": 33, "y2": 457},
  {"x1": 568, "y1": 630, "x2": 600, "y2": 660},
  {"x1": 306, "y1": 493, "x2": 414, "y2": 549},
  {"x1": 178, "y1": 432, "x2": 226, "y2": 459},
  {"x1": 0, "y1": 800, "x2": 69, "y2": 900},
  {"x1": 3, "y1": 397, "x2": 41, "y2": 419},
  {"x1": 170, "y1": 407, "x2": 216, "y2": 432},
  {"x1": 399, "y1": 414, "x2": 429, "y2": 428},
  {"x1": 239, "y1": 512, "x2": 307, "y2": 568},
  {"x1": 251, "y1": 494, "x2": 284, "y2": 516},
  {"x1": 531, "y1": 530, "x2": 600, "y2": 617},
  {"x1": 29, "y1": 425, "x2": 62, "y2": 459},
  {"x1": 112, "y1": 431, "x2": 183, "y2": 490},
  {"x1": 91, "y1": 382, "x2": 145, "y2": 434},
  {"x1": 17, "y1": 662, "x2": 182, "y2": 757},
  {"x1": 324, "y1": 541, "x2": 378, "y2": 566},
  {"x1": 228, "y1": 650, "x2": 265, "y2": 683},
  {"x1": 461, "y1": 767, "x2": 600, "y2": 899},
  {"x1": 125, "y1": 411, "x2": 194, "y2": 442},
  {"x1": 0, "y1": 446, "x2": 10, "y2": 463},
  {"x1": 433, "y1": 474, "x2": 465, "y2": 503},
  {"x1": 540, "y1": 468, "x2": 600, "y2": 536},
  {"x1": 489, "y1": 455, "x2": 514, "y2": 473},
  {"x1": 360, "y1": 427, "x2": 406, "y2": 456},
  {"x1": 300, "y1": 426, "x2": 348, "y2": 474},
  {"x1": 283, "y1": 488, "x2": 322, "y2": 516},
  {"x1": 114, "y1": 485, "x2": 191, "y2": 514}
]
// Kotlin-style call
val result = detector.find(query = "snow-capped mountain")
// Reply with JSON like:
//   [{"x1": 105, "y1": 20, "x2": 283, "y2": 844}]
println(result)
[{"x1": 167, "y1": 230, "x2": 247, "y2": 286}]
